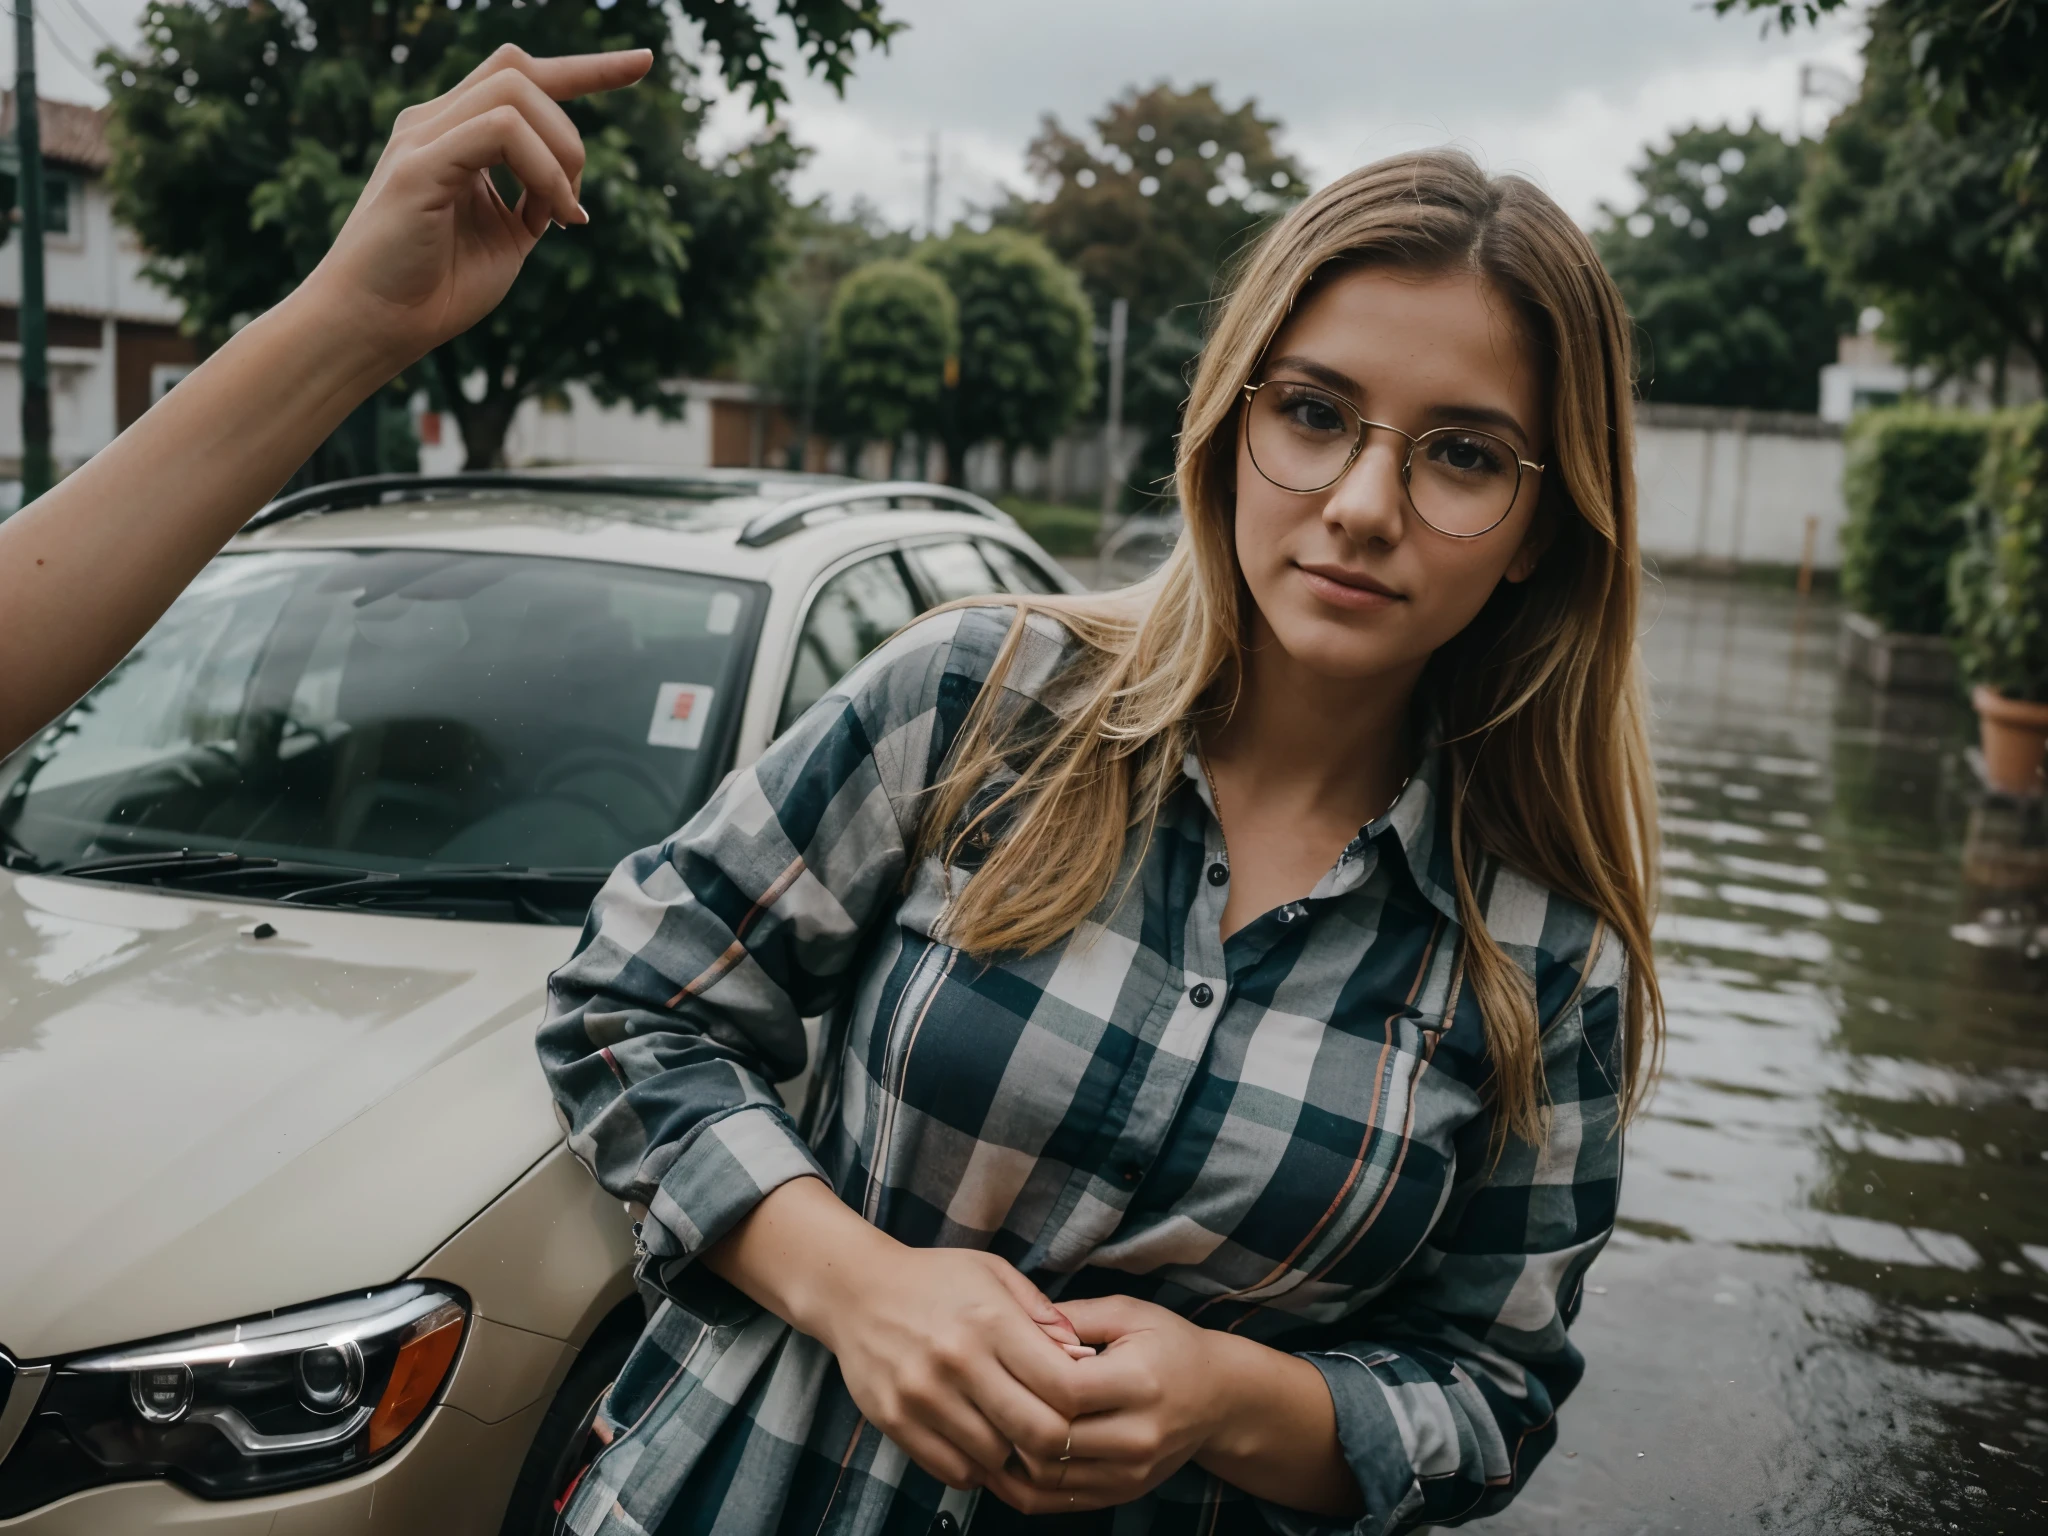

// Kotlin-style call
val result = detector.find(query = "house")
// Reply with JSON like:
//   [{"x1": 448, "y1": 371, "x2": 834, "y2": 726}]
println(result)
[{"x1": 0, "y1": 92, "x2": 197, "y2": 488}]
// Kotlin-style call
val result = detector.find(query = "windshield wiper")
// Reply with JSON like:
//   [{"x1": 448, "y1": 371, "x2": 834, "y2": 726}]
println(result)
[
  {"x1": 274, "y1": 865, "x2": 609, "y2": 925},
  {"x1": 0, "y1": 821, "x2": 48, "y2": 873},
  {"x1": 54, "y1": 850, "x2": 380, "y2": 895},
  {"x1": 50, "y1": 851, "x2": 608, "y2": 924}
]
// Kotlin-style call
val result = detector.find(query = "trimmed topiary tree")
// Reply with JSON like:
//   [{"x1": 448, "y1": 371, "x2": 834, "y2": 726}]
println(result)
[
  {"x1": 819, "y1": 259, "x2": 958, "y2": 462},
  {"x1": 1841, "y1": 408, "x2": 1997, "y2": 635}
]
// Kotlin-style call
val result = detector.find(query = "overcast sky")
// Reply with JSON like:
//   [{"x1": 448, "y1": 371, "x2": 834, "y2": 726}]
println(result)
[{"x1": 13, "y1": 0, "x2": 1867, "y2": 229}]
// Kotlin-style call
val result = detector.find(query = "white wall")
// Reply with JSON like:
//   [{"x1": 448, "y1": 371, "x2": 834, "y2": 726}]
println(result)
[{"x1": 1631, "y1": 404, "x2": 1846, "y2": 571}]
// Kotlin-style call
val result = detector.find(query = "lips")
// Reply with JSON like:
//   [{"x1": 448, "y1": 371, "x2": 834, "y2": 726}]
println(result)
[{"x1": 1294, "y1": 561, "x2": 1405, "y2": 609}]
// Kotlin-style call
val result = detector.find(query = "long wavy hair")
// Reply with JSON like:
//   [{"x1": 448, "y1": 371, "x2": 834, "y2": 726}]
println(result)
[{"x1": 916, "y1": 148, "x2": 1662, "y2": 1140}]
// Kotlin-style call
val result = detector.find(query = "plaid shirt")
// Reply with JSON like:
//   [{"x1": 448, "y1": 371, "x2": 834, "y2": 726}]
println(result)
[{"x1": 539, "y1": 606, "x2": 1627, "y2": 1536}]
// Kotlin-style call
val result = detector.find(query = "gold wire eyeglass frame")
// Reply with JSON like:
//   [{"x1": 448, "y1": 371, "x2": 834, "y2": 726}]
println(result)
[{"x1": 1240, "y1": 380, "x2": 1546, "y2": 540}]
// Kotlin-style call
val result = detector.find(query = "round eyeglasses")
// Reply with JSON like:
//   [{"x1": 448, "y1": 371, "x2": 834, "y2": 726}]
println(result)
[{"x1": 1241, "y1": 379, "x2": 1544, "y2": 539}]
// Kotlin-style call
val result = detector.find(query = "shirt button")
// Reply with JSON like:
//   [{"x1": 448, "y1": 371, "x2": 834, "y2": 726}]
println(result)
[
  {"x1": 1207, "y1": 862, "x2": 1229, "y2": 886},
  {"x1": 1189, "y1": 982, "x2": 1214, "y2": 1007},
  {"x1": 929, "y1": 1516, "x2": 960, "y2": 1536}
]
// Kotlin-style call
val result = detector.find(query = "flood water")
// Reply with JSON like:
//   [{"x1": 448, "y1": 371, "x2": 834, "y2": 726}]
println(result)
[{"x1": 1487, "y1": 576, "x2": 2048, "y2": 1534}]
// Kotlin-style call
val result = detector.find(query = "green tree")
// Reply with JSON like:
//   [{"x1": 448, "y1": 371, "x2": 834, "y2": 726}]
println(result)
[
  {"x1": 101, "y1": 0, "x2": 898, "y2": 471},
  {"x1": 1719, "y1": 0, "x2": 2047, "y2": 385},
  {"x1": 1005, "y1": 83, "x2": 1305, "y2": 506},
  {"x1": 820, "y1": 259, "x2": 957, "y2": 464},
  {"x1": 1594, "y1": 123, "x2": 1849, "y2": 411},
  {"x1": 741, "y1": 197, "x2": 911, "y2": 467},
  {"x1": 915, "y1": 229, "x2": 1094, "y2": 490}
]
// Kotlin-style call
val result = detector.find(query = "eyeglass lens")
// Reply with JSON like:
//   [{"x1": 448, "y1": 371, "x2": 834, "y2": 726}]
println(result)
[{"x1": 1244, "y1": 381, "x2": 1523, "y2": 536}]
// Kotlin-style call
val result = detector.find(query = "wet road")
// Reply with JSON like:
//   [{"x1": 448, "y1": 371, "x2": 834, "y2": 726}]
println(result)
[{"x1": 1488, "y1": 577, "x2": 2048, "y2": 1534}]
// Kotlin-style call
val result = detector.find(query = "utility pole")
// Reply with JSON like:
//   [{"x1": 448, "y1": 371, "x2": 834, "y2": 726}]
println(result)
[
  {"x1": 13, "y1": 0, "x2": 50, "y2": 503},
  {"x1": 1098, "y1": 296, "x2": 1128, "y2": 523},
  {"x1": 923, "y1": 131, "x2": 941, "y2": 240}
]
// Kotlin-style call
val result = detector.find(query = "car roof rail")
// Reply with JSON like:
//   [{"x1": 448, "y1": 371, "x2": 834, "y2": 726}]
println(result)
[
  {"x1": 241, "y1": 471, "x2": 754, "y2": 533},
  {"x1": 735, "y1": 481, "x2": 1012, "y2": 547}
]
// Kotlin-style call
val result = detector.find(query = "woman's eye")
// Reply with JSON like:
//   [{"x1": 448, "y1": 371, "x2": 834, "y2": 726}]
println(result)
[
  {"x1": 1279, "y1": 392, "x2": 1349, "y2": 434},
  {"x1": 1427, "y1": 433, "x2": 1508, "y2": 476}
]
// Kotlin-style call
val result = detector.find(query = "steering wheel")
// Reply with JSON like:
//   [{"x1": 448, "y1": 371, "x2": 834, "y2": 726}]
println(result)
[{"x1": 532, "y1": 742, "x2": 683, "y2": 826}]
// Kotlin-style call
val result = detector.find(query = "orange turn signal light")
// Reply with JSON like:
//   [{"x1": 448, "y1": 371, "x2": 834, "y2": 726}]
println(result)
[{"x1": 367, "y1": 1300, "x2": 466, "y2": 1453}]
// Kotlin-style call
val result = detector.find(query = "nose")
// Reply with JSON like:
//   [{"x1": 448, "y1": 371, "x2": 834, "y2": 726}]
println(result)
[{"x1": 1320, "y1": 425, "x2": 1410, "y2": 548}]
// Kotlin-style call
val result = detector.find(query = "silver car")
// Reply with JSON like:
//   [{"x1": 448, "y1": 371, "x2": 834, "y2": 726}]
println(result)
[{"x1": 0, "y1": 471, "x2": 1077, "y2": 1533}]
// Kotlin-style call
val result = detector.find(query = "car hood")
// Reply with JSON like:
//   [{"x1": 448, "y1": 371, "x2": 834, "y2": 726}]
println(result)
[{"x1": 0, "y1": 871, "x2": 581, "y2": 1360}]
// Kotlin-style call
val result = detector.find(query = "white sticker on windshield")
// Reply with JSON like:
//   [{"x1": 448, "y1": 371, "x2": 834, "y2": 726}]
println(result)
[
  {"x1": 648, "y1": 683, "x2": 717, "y2": 750},
  {"x1": 707, "y1": 590, "x2": 742, "y2": 635}
]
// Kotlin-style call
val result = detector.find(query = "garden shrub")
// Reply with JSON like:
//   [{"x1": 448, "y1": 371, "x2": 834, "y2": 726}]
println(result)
[
  {"x1": 1840, "y1": 408, "x2": 1996, "y2": 634},
  {"x1": 1949, "y1": 403, "x2": 2048, "y2": 702}
]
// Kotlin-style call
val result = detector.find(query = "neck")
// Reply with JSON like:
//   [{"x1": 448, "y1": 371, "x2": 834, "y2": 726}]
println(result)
[{"x1": 1206, "y1": 618, "x2": 1424, "y2": 824}]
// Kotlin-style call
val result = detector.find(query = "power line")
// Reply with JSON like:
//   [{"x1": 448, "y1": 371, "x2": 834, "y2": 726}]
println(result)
[
  {"x1": 55, "y1": 0, "x2": 115, "y2": 50},
  {"x1": 33, "y1": 9, "x2": 93, "y2": 78}
]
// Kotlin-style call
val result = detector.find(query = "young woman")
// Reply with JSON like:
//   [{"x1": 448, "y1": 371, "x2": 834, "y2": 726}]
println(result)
[
  {"x1": 0, "y1": 47, "x2": 649, "y2": 759},
  {"x1": 540, "y1": 150, "x2": 1662, "y2": 1536}
]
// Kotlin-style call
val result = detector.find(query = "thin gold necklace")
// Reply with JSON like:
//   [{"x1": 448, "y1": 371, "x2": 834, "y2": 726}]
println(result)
[{"x1": 1196, "y1": 740, "x2": 1415, "y2": 846}]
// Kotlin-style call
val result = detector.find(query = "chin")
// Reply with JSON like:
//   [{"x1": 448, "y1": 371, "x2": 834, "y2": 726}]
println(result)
[{"x1": 1263, "y1": 607, "x2": 1419, "y2": 682}]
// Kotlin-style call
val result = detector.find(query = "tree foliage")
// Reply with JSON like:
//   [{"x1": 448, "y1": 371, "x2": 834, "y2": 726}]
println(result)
[
  {"x1": 101, "y1": 0, "x2": 897, "y2": 470},
  {"x1": 1006, "y1": 82, "x2": 1305, "y2": 506},
  {"x1": 916, "y1": 229, "x2": 1094, "y2": 487},
  {"x1": 1950, "y1": 404, "x2": 2048, "y2": 700},
  {"x1": 741, "y1": 198, "x2": 910, "y2": 462},
  {"x1": 1719, "y1": 0, "x2": 2046, "y2": 383},
  {"x1": 820, "y1": 259, "x2": 956, "y2": 448},
  {"x1": 1593, "y1": 123, "x2": 1849, "y2": 411}
]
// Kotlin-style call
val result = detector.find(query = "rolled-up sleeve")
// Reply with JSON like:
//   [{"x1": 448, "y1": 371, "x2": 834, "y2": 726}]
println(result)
[
  {"x1": 537, "y1": 610, "x2": 993, "y2": 1268},
  {"x1": 1267, "y1": 942, "x2": 1629, "y2": 1536}
]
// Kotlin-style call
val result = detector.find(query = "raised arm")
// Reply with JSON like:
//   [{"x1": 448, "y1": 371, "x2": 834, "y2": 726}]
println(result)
[{"x1": 0, "y1": 44, "x2": 650, "y2": 758}]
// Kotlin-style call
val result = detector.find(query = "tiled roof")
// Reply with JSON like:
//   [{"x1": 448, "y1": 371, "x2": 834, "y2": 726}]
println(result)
[{"x1": 0, "y1": 93, "x2": 111, "y2": 173}]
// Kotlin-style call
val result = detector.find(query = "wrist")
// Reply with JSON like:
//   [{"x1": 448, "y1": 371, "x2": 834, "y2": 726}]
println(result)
[
  {"x1": 1197, "y1": 1332, "x2": 1313, "y2": 1463},
  {"x1": 265, "y1": 275, "x2": 420, "y2": 394}
]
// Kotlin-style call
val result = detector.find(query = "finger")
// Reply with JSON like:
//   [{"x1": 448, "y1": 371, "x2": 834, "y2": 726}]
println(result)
[
  {"x1": 981, "y1": 1464, "x2": 1131, "y2": 1515},
  {"x1": 455, "y1": 43, "x2": 652, "y2": 103},
  {"x1": 425, "y1": 105, "x2": 583, "y2": 235},
  {"x1": 1058, "y1": 1348, "x2": 1160, "y2": 1417},
  {"x1": 1056, "y1": 1295, "x2": 1155, "y2": 1346},
  {"x1": 988, "y1": 1310, "x2": 1085, "y2": 1418},
  {"x1": 890, "y1": 1419, "x2": 986, "y2": 1492},
  {"x1": 987, "y1": 1263, "x2": 1082, "y2": 1345},
  {"x1": 406, "y1": 66, "x2": 588, "y2": 199},
  {"x1": 963, "y1": 1358, "x2": 1071, "y2": 1465}
]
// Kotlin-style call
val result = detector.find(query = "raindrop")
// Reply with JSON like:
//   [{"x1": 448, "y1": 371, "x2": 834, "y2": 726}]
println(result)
[
  {"x1": 391, "y1": 42, "x2": 409, "y2": 62},
  {"x1": 1198, "y1": 139, "x2": 1217, "y2": 158},
  {"x1": 1138, "y1": 175, "x2": 1159, "y2": 197},
  {"x1": 1155, "y1": 147, "x2": 1172, "y2": 166},
  {"x1": 1075, "y1": 167, "x2": 1096, "y2": 188}
]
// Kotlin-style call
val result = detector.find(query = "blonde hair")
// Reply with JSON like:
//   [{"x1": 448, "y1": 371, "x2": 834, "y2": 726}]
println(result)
[{"x1": 917, "y1": 149, "x2": 1662, "y2": 1141}]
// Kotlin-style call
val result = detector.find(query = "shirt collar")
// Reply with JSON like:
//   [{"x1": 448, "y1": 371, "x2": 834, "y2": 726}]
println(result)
[{"x1": 1180, "y1": 741, "x2": 1463, "y2": 926}]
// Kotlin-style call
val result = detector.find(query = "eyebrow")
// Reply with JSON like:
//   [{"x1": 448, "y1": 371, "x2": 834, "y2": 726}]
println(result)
[{"x1": 1261, "y1": 353, "x2": 1536, "y2": 453}]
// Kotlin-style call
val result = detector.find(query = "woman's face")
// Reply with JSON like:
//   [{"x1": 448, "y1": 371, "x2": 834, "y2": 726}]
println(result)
[{"x1": 1232, "y1": 264, "x2": 1550, "y2": 685}]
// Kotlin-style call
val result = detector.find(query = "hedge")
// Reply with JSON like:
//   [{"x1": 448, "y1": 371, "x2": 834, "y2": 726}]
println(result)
[
  {"x1": 1840, "y1": 408, "x2": 1997, "y2": 635},
  {"x1": 1949, "y1": 404, "x2": 2048, "y2": 702}
]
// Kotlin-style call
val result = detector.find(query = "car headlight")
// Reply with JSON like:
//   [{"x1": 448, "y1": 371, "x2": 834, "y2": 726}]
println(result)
[{"x1": 0, "y1": 1282, "x2": 466, "y2": 1515}]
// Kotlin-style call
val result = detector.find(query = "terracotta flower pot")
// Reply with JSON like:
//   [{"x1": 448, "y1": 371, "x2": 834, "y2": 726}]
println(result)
[{"x1": 1972, "y1": 686, "x2": 2048, "y2": 796}]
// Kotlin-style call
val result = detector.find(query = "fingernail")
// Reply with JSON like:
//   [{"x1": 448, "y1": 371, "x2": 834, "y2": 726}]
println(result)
[{"x1": 576, "y1": 201, "x2": 591, "y2": 224}]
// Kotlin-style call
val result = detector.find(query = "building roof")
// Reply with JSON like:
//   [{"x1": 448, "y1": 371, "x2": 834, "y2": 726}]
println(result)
[{"x1": 0, "y1": 92, "x2": 111, "y2": 173}]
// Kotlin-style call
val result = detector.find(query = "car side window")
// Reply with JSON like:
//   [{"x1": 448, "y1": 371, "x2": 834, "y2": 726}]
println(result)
[
  {"x1": 778, "y1": 552, "x2": 922, "y2": 736},
  {"x1": 903, "y1": 540, "x2": 1005, "y2": 605},
  {"x1": 977, "y1": 539, "x2": 1060, "y2": 595}
]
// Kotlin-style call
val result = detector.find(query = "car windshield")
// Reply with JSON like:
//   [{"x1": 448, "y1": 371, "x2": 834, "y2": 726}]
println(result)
[{"x1": 0, "y1": 549, "x2": 763, "y2": 899}]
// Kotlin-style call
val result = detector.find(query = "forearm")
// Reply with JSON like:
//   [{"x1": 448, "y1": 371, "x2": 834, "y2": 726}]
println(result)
[
  {"x1": 701, "y1": 1173, "x2": 895, "y2": 1348},
  {"x1": 1197, "y1": 1333, "x2": 1363, "y2": 1520},
  {"x1": 0, "y1": 286, "x2": 398, "y2": 756}
]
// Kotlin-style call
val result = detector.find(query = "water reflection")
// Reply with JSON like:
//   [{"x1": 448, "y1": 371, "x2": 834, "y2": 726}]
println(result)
[{"x1": 1490, "y1": 577, "x2": 2048, "y2": 1534}]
